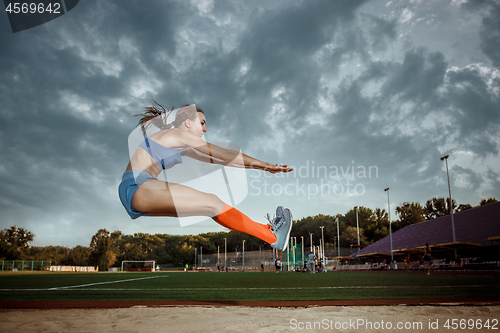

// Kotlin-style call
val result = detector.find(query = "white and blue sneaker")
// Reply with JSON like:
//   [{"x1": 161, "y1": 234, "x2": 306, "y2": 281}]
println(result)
[{"x1": 266, "y1": 206, "x2": 293, "y2": 251}]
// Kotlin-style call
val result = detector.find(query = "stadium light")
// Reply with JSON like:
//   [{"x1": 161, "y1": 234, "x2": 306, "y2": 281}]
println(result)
[
  {"x1": 384, "y1": 187, "x2": 393, "y2": 261},
  {"x1": 309, "y1": 233, "x2": 313, "y2": 253},
  {"x1": 287, "y1": 238, "x2": 290, "y2": 271},
  {"x1": 319, "y1": 226, "x2": 325, "y2": 260},
  {"x1": 301, "y1": 236, "x2": 304, "y2": 267},
  {"x1": 440, "y1": 155, "x2": 456, "y2": 243},
  {"x1": 224, "y1": 238, "x2": 227, "y2": 269},
  {"x1": 354, "y1": 206, "x2": 360, "y2": 252},
  {"x1": 335, "y1": 217, "x2": 340, "y2": 257}
]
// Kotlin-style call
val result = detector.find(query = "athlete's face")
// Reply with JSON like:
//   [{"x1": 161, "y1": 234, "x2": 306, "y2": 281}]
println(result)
[
  {"x1": 198, "y1": 112, "x2": 207, "y2": 133},
  {"x1": 188, "y1": 114, "x2": 205, "y2": 137}
]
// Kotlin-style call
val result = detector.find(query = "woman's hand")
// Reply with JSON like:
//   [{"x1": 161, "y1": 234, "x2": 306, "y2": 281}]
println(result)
[{"x1": 264, "y1": 164, "x2": 293, "y2": 174}]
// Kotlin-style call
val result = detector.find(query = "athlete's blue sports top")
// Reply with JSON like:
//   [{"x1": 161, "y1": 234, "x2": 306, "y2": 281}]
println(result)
[
  {"x1": 119, "y1": 137, "x2": 187, "y2": 219},
  {"x1": 139, "y1": 138, "x2": 186, "y2": 170}
]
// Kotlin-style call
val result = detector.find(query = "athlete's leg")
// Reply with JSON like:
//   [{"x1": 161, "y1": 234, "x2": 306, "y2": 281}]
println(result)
[
  {"x1": 132, "y1": 180, "x2": 276, "y2": 244},
  {"x1": 133, "y1": 179, "x2": 224, "y2": 217}
]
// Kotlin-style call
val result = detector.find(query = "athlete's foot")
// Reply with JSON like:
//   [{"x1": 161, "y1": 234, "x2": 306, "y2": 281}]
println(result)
[{"x1": 268, "y1": 206, "x2": 293, "y2": 251}]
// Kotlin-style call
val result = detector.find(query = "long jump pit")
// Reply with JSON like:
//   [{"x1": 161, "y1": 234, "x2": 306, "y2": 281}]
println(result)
[{"x1": 1, "y1": 298, "x2": 499, "y2": 332}]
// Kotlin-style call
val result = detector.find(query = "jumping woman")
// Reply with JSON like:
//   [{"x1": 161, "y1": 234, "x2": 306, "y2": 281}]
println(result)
[{"x1": 119, "y1": 102, "x2": 293, "y2": 250}]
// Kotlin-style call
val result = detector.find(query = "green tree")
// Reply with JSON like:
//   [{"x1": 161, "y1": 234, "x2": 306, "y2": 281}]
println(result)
[
  {"x1": 365, "y1": 208, "x2": 389, "y2": 243},
  {"x1": 456, "y1": 203, "x2": 473, "y2": 212},
  {"x1": 29, "y1": 246, "x2": 70, "y2": 265},
  {"x1": 394, "y1": 202, "x2": 426, "y2": 231},
  {"x1": 66, "y1": 246, "x2": 90, "y2": 266},
  {"x1": 0, "y1": 226, "x2": 34, "y2": 260},
  {"x1": 341, "y1": 207, "x2": 374, "y2": 246},
  {"x1": 479, "y1": 197, "x2": 498, "y2": 206},
  {"x1": 342, "y1": 226, "x2": 366, "y2": 248},
  {"x1": 89, "y1": 229, "x2": 116, "y2": 271},
  {"x1": 291, "y1": 214, "x2": 336, "y2": 248},
  {"x1": 423, "y1": 197, "x2": 456, "y2": 220}
]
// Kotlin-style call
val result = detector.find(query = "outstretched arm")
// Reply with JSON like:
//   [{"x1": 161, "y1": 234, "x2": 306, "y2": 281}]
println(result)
[{"x1": 180, "y1": 131, "x2": 292, "y2": 173}]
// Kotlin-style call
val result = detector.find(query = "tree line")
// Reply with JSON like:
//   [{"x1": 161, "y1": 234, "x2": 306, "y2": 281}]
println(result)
[{"x1": 1, "y1": 197, "x2": 496, "y2": 270}]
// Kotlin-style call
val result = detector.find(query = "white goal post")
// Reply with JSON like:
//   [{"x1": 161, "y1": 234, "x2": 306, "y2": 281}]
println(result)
[{"x1": 121, "y1": 260, "x2": 156, "y2": 272}]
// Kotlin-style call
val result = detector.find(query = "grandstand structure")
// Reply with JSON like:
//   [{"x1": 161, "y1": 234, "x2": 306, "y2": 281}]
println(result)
[{"x1": 353, "y1": 201, "x2": 500, "y2": 270}]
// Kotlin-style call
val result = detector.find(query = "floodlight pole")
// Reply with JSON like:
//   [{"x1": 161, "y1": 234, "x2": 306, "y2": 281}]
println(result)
[
  {"x1": 336, "y1": 217, "x2": 340, "y2": 257},
  {"x1": 355, "y1": 206, "x2": 360, "y2": 253},
  {"x1": 224, "y1": 238, "x2": 227, "y2": 269},
  {"x1": 440, "y1": 155, "x2": 456, "y2": 243},
  {"x1": 286, "y1": 237, "x2": 293, "y2": 272},
  {"x1": 441, "y1": 155, "x2": 457, "y2": 260},
  {"x1": 320, "y1": 226, "x2": 325, "y2": 260},
  {"x1": 385, "y1": 187, "x2": 393, "y2": 261},
  {"x1": 301, "y1": 236, "x2": 304, "y2": 268}
]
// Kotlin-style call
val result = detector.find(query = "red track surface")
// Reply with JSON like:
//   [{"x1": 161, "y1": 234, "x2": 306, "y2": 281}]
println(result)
[{"x1": 1, "y1": 298, "x2": 500, "y2": 309}]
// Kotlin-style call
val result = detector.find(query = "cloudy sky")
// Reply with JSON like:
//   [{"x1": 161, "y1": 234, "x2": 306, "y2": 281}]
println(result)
[{"x1": 1, "y1": 0, "x2": 499, "y2": 247}]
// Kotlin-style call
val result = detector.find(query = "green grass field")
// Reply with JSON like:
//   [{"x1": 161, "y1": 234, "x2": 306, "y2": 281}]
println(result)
[{"x1": 0, "y1": 271, "x2": 499, "y2": 302}]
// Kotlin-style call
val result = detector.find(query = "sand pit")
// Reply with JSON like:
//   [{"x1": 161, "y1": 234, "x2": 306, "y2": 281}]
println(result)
[{"x1": 1, "y1": 303, "x2": 499, "y2": 332}]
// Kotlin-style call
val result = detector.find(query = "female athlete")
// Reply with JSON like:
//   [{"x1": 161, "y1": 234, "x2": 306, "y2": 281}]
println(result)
[{"x1": 119, "y1": 102, "x2": 293, "y2": 250}]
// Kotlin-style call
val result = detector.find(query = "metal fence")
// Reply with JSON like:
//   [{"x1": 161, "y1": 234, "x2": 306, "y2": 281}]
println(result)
[
  {"x1": 196, "y1": 247, "x2": 355, "y2": 267},
  {"x1": 1, "y1": 260, "x2": 52, "y2": 271}
]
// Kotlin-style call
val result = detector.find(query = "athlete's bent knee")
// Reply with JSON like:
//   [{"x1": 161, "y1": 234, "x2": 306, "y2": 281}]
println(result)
[{"x1": 205, "y1": 193, "x2": 225, "y2": 216}]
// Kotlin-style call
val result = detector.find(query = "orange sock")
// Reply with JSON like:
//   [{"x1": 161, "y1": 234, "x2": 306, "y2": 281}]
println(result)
[{"x1": 216, "y1": 205, "x2": 277, "y2": 244}]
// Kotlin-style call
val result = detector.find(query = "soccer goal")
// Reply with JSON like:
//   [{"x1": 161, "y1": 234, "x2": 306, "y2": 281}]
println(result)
[{"x1": 121, "y1": 260, "x2": 156, "y2": 272}]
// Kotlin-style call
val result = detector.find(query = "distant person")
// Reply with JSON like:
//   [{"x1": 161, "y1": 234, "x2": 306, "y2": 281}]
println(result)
[
  {"x1": 118, "y1": 102, "x2": 293, "y2": 250},
  {"x1": 275, "y1": 259, "x2": 281, "y2": 273},
  {"x1": 456, "y1": 255, "x2": 462, "y2": 271},
  {"x1": 423, "y1": 243, "x2": 432, "y2": 275},
  {"x1": 307, "y1": 252, "x2": 316, "y2": 274},
  {"x1": 261, "y1": 263, "x2": 264, "y2": 272},
  {"x1": 405, "y1": 254, "x2": 411, "y2": 271}
]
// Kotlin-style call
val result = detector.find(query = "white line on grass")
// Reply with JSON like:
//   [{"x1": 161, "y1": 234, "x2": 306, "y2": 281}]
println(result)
[
  {"x1": 60, "y1": 284, "x2": 497, "y2": 291},
  {"x1": 47, "y1": 275, "x2": 169, "y2": 290},
  {"x1": 1, "y1": 284, "x2": 495, "y2": 291}
]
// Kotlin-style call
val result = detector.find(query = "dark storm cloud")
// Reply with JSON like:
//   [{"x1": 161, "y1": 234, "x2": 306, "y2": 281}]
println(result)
[
  {"x1": 174, "y1": 0, "x2": 370, "y2": 147},
  {"x1": 479, "y1": 4, "x2": 500, "y2": 68},
  {"x1": 446, "y1": 65, "x2": 500, "y2": 156},
  {"x1": 462, "y1": 0, "x2": 500, "y2": 68},
  {"x1": 287, "y1": 34, "x2": 499, "y2": 206}
]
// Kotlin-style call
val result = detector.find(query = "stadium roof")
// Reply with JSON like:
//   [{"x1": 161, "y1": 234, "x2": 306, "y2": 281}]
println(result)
[
  {"x1": 354, "y1": 201, "x2": 500, "y2": 257},
  {"x1": 356, "y1": 252, "x2": 391, "y2": 258}
]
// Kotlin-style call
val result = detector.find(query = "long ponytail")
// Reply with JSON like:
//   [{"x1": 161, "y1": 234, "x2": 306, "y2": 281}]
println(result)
[
  {"x1": 134, "y1": 100, "x2": 174, "y2": 131},
  {"x1": 135, "y1": 101, "x2": 201, "y2": 131}
]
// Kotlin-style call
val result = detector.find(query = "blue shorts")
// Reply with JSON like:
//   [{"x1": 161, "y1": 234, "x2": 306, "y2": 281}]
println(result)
[{"x1": 118, "y1": 170, "x2": 156, "y2": 219}]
